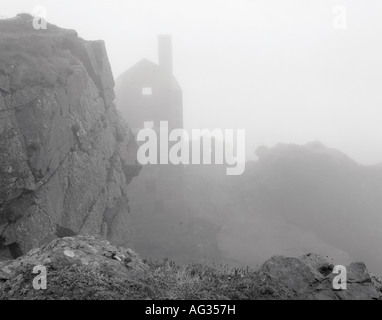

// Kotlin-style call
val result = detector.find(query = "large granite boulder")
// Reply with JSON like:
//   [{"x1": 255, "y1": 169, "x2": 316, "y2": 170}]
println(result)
[{"x1": 258, "y1": 253, "x2": 381, "y2": 300}]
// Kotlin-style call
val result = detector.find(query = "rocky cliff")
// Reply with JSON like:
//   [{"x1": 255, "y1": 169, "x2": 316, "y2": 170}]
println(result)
[{"x1": 0, "y1": 14, "x2": 141, "y2": 259}]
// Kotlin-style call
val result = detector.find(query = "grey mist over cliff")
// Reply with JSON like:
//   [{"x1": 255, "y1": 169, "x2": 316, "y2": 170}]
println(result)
[
  {"x1": 3, "y1": 0, "x2": 382, "y2": 165},
  {"x1": 1, "y1": 1, "x2": 382, "y2": 300}
]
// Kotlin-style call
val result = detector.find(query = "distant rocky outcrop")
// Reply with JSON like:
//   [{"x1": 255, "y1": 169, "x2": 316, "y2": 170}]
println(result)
[
  {"x1": 127, "y1": 141, "x2": 382, "y2": 275},
  {"x1": 0, "y1": 14, "x2": 141, "y2": 259},
  {"x1": 244, "y1": 142, "x2": 382, "y2": 274},
  {"x1": 0, "y1": 236, "x2": 380, "y2": 300}
]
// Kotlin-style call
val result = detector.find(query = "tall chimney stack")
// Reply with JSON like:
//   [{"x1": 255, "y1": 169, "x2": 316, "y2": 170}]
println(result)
[{"x1": 158, "y1": 34, "x2": 173, "y2": 75}]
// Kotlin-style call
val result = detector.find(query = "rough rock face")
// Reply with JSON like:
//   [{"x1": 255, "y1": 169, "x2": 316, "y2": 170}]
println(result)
[
  {"x1": 0, "y1": 237, "x2": 380, "y2": 300},
  {"x1": 0, "y1": 14, "x2": 141, "y2": 259},
  {"x1": 0, "y1": 236, "x2": 149, "y2": 300},
  {"x1": 259, "y1": 253, "x2": 381, "y2": 300}
]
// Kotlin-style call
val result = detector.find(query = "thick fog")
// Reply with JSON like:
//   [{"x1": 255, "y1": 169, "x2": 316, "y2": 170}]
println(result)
[{"x1": 3, "y1": 0, "x2": 382, "y2": 165}]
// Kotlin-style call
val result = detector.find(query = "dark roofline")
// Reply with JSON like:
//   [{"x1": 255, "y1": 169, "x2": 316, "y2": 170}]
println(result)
[{"x1": 115, "y1": 58, "x2": 182, "y2": 90}]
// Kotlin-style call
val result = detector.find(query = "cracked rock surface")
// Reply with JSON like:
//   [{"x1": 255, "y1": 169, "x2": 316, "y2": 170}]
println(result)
[
  {"x1": 0, "y1": 237, "x2": 380, "y2": 300},
  {"x1": 0, "y1": 14, "x2": 141, "y2": 259},
  {"x1": 0, "y1": 236, "x2": 149, "y2": 300},
  {"x1": 258, "y1": 253, "x2": 381, "y2": 300}
]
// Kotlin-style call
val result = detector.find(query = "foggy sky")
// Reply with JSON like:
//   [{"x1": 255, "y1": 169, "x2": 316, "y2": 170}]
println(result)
[{"x1": 3, "y1": 0, "x2": 382, "y2": 165}]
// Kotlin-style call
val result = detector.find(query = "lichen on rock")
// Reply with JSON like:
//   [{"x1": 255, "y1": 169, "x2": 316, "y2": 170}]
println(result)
[
  {"x1": 0, "y1": 236, "x2": 149, "y2": 300},
  {"x1": 0, "y1": 237, "x2": 380, "y2": 300}
]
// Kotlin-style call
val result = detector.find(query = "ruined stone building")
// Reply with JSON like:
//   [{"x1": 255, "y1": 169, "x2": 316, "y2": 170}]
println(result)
[
  {"x1": 115, "y1": 35, "x2": 183, "y2": 132},
  {"x1": 115, "y1": 36, "x2": 195, "y2": 261}
]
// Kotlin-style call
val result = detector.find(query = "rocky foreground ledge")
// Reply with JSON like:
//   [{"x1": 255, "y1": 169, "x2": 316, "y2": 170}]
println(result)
[{"x1": 0, "y1": 236, "x2": 380, "y2": 300}]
